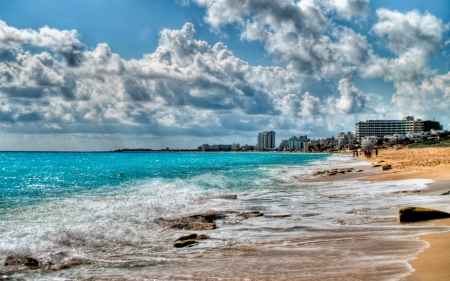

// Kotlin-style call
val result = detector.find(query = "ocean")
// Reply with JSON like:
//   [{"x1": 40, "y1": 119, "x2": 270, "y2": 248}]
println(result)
[{"x1": 1, "y1": 152, "x2": 449, "y2": 280}]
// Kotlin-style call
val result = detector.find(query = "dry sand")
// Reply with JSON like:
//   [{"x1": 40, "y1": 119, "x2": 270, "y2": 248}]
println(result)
[{"x1": 360, "y1": 147, "x2": 450, "y2": 281}]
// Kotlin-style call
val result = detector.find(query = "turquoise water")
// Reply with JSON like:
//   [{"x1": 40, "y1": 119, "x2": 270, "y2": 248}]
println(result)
[
  {"x1": 1, "y1": 152, "x2": 450, "y2": 280},
  {"x1": 0, "y1": 152, "x2": 328, "y2": 208}
]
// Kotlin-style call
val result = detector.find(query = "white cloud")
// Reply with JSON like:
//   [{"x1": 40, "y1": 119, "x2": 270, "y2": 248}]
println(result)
[
  {"x1": 361, "y1": 9, "x2": 448, "y2": 82},
  {"x1": 192, "y1": 0, "x2": 369, "y2": 77}
]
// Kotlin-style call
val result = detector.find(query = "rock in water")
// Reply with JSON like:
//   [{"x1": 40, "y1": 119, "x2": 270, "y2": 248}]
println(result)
[
  {"x1": 197, "y1": 234, "x2": 210, "y2": 239},
  {"x1": 175, "y1": 233, "x2": 198, "y2": 241},
  {"x1": 173, "y1": 239, "x2": 198, "y2": 248},
  {"x1": 399, "y1": 207, "x2": 450, "y2": 222},
  {"x1": 237, "y1": 211, "x2": 264, "y2": 219},
  {"x1": 4, "y1": 255, "x2": 39, "y2": 267}
]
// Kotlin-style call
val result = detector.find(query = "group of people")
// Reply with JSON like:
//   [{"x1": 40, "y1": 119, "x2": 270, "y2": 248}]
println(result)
[{"x1": 352, "y1": 148, "x2": 378, "y2": 158}]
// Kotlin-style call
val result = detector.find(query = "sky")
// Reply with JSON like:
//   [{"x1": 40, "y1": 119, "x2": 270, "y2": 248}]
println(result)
[{"x1": 0, "y1": 0, "x2": 449, "y2": 151}]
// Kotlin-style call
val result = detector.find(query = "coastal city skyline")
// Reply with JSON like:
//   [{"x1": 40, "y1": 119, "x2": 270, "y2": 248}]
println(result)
[{"x1": 0, "y1": 0, "x2": 449, "y2": 151}]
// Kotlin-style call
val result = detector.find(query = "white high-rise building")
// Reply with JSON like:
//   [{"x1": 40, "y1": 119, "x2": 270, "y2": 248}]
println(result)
[{"x1": 257, "y1": 130, "x2": 276, "y2": 150}]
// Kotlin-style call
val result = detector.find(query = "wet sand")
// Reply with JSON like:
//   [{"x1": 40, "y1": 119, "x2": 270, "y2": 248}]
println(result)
[{"x1": 359, "y1": 147, "x2": 450, "y2": 280}]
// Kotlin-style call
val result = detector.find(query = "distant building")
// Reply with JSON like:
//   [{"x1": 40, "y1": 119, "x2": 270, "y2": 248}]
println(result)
[
  {"x1": 279, "y1": 135, "x2": 308, "y2": 151},
  {"x1": 336, "y1": 132, "x2": 355, "y2": 148},
  {"x1": 257, "y1": 130, "x2": 276, "y2": 150},
  {"x1": 355, "y1": 116, "x2": 442, "y2": 142}
]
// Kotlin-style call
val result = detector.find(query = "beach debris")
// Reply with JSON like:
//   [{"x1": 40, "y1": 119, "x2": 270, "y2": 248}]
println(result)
[
  {"x1": 381, "y1": 164, "x2": 392, "y2": 170},
  {"x1": 198, "y1": 194, "x2": 238, "y2": 200},
  {"x1": 237, "y1": 211, "x2": 264, "y2": 219},
  {"x1": 4, "y1": 255, "x2": 39, "y2": 267},
  {"x1": 173, "y1": 239, "x2": 199, "y2": 248},
  {"x1": 399, "y1": 207, "x2": 450, "y2": 222}
]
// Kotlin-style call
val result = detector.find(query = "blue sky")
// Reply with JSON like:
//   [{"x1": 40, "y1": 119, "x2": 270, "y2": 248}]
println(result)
[{"x1": 0, "y1": 0, "x2": 449, "y2": 150}]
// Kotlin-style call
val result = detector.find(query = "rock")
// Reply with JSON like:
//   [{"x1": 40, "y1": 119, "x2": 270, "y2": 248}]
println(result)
[
  {"x1": 381, "y1": 164, "x2": 392, "y2": 170},
  {"x1": 237, "y1": 211, "x2": 264, "y2": 219},
  {"x1": 197, "y1": 234, "x2": 210, "y2": 239},
  {"x1": 155, "y1": 210, "x2": 228, "y2": 230},
  {"x1": 4, "y1": 255, "x2": 39, "y2": 267},
  {"x1": 372, "y1": 164, "x2": 382, "y2": 167},
  {"x1": 199, "y1": 194, "x2": 237, "y2": 200},
  {"x1": 440, "y1": 191, "x2": 450, "y2": 196},
  {"x1": 173, "y1": 239, "x2": 198, "y2": 248},
  {"x1": 345, "y1": 168, "x2": 353, "y2": 173},
  {"x1": 266, "y1": 213, "x2": 291, "y2": 218},
  {"x1": 399, "y1": 207, "x2": 450, "y2": 222},
  {"x1": 356, "y1": 170, "x2": 363, "y2": 172},
  {"x1": 171, "y1": 222, "x2": 216, "y2": 230},
  {"x1": 379, "y1": 160, "x2": 385, "y2": 162},
  {"x1": 49, "y1": 259, "x2": 88, "y2": 270},
  {"x1": 175, "y1": 233, "x2": 198, "y2": 241}
]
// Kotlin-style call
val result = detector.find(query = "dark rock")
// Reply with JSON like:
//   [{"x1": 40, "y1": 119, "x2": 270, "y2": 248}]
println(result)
[
  {"x1": 173, "y1": 239, "x2": 198, "y2": 248},
  {"x1": 4, "y1": 255, "x2": 39, "y2": 267},
  {"x1": 399, "y1": 207, "x2": 450, "y2": 222},
  {"x1": 266, "y1": 213, "x2": 291, "y2": 218},
  {"x1": 356, "y1": 170, "x2": 363, "y2": 172},
  {"x1": 372, "y1": 164, "x2": 382, "y2": 167},
  {"x1": 440, "y1": 191, "x2": 450, "y2": 196},
  {"x1": 155, "y1": 210, "x2": 228, "y2": 230},
  {"x1": 197, "y1": 234, "x2": 210, "y2": 239},
  {"x1": 237, "y1": 211, "x2": 264, "y2": 219},
  {"x1": 175, "y1": 233, "x2": 198, "y2": 241}
]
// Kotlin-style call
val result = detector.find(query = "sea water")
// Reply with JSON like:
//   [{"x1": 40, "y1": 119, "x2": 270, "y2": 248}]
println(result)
[{"x1": 1, "y1": 152, "x2": 449, "y2": 280}]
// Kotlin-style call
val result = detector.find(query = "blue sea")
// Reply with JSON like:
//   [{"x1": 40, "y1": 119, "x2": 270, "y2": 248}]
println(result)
[{"x1": 1, "y1": 152, "x2": 449, "y2": 280}]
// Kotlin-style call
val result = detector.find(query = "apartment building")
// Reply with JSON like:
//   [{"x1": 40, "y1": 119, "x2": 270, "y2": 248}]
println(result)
[{"x1": 355, "y1": 116, "x2": 442, "y2": 141}]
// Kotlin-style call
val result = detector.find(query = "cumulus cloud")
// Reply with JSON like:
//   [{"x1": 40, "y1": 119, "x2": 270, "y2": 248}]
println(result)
[
  {"x1": 192, "y1": 0, "x2": 369, "y2": 77},
  {"x1": 392, "y1": 71, "x2": 450, "y2": 121},
  {"x1": 361, "y1": 9, "x2": 448, "y2": 82},
  {"x1": 319, "y1": 0, "x2": 369, "y2": 19}
]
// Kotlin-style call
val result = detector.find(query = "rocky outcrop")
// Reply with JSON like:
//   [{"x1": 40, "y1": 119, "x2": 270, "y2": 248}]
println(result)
[
  {"x1": 173, "y1": 239, "x2": 198, "y2": 248},
  {"x1": 155, "y1": 210, "x2": 228, "y2": 230},
  {"x1": 399, "y1": 207, "x2": 450, "y2": 222},
  {"x1": 314, "y1": 168, "x2": 354, "y2": 176},
  {"x1": 4, "y1": 255, "x2": 39, "y2": 267}
]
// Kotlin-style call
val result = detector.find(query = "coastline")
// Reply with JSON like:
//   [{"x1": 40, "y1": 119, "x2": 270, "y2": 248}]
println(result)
[{"x1": 359, "y1": 147, "x2": 450, "y2": 280}]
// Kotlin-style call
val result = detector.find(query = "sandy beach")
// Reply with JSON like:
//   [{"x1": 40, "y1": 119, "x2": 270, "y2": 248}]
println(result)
[{"x1": 362, "y1": 147, "x2": 450, "y2": 280}]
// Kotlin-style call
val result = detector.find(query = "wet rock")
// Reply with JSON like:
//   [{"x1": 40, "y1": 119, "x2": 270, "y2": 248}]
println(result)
[
  {"x1": 4, "y1": 255, "x2": 39, "y2": 267},
  {"x1": 155, "y1": 210, "x2": 228, "y2": 230},
  {"x1": 176, "y1": 233, "x2": 198, "y2": 241},
  {"x1": 399, "y1": 207, "x2": 450, "y2": 222},
  {"x1": 381, "y1": 164, "x2": 392, "y2": 170},
  {"x1": 440, "y1": 190, "x2": 450, "y2": 196},
  {"x1": 173, "y1": 239, "x2": 198, "y2": 248},
  {"x1": 171, "y1": 222, "x2": 216, "y2": 230},
  {"x1": 197, "y1": 234, "x2": 210, "y2": 239},
  {"x1": 266, "y1": 213, "x2": 291, "y2": 218},
  {"x1": 356, "y1": 170, "x2": 363, "y2": 172},
  {"x1": 199, "y1": 194, "x2": 238, "y2": 200},
  {"x1": 372, "y1": 164, "x2": 382, "y2": 167},
  {"x1": 237, "y1": 211, "x2": 264, "y2": 219}
]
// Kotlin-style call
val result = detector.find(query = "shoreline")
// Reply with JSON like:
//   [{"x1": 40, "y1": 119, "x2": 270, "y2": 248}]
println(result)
[{"x1": 357, "y1": 147, "x2": 450, "y2": 281}]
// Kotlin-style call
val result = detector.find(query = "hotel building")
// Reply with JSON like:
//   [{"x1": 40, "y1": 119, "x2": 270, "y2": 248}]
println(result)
[
  {"x1": 257, "y1": 130, "x2": 276, "y2": 150},
  {"x1": 355, "y1": 116, "x2": 442, "y2": 141}
]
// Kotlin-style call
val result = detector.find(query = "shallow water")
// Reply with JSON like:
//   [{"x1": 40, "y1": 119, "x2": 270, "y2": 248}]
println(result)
[{"x1": 1, "y1": 152, "x2": 449, "y2": 280}]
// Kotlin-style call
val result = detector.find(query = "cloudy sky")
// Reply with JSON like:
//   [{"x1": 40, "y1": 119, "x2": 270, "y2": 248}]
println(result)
[{"x1": 0, "y1": 0, "x2": 449, "y2": 150}]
